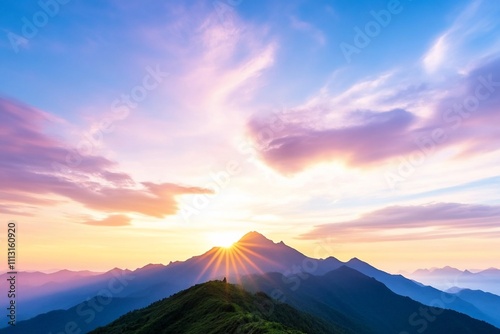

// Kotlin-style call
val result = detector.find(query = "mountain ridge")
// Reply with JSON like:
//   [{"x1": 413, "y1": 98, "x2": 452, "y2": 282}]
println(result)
[
  {"x1": 3, "y1": 231, "x2": 499, "y2": 332},
  {"x1": 89, "y1": 280, "x2": 349, "y2": 334}
]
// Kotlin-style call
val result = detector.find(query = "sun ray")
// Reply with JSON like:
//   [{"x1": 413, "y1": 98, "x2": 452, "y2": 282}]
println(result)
[
  {"x1": 195, "y1": 247, "x2": 224, "y2": 282},
  {"x1": 234, "y1": 243, "x2": 283, "y2": 268},
  {"x1": 211, "y1": 248, "x2": 227, "y2": 279},
  {"x1": 231, "y1": 246, "x2": 266, "y2": 275}
]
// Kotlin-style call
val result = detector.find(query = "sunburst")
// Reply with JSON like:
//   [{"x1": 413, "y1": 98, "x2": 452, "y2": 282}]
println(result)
[{"x1": 195, "y1": 235, "x2": 283, "y2": 285}]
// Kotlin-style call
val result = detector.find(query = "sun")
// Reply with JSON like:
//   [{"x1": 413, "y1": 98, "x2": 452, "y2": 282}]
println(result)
[{"x1": 208, "y1": 232, "x2": 241, "y2": 249}]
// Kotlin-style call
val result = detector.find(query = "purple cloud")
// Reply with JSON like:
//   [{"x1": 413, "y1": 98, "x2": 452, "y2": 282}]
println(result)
[
  {"x1": 248, "y1": 57, "x2": 500, "y2": 174},
  {"x1": 82, "y1": 215, "x2": 131, "y2": 226},
  {"x1": 300, "y1": 202, "x2": 500, "y2": 242},
  {"x1": 249, "y1": 108, "x2": 417, "y2": 174},
  {"x1": 0, "y1": 98, "x2": 211, "y2": 220}
]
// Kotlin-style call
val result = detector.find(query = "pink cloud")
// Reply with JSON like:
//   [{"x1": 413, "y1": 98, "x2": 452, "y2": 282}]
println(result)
[
  {"x1": 300, "y1": 202, "x2": 500, "y2": 242},
  {"x1": 247, "y1": 57, "x2": 500, "y2": 174},
  {"x1": 249, "y1": 108, "x2": 417, "y2": 174},
  {"x1": 82, "y1": 215, "x2": 131, "y2": 227},
  {"x1": 0, "y1": 98, "x2": 211, "y2": 220}
]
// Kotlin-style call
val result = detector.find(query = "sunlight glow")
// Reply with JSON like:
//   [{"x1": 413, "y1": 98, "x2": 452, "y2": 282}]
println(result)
[
  {"x1": 208, "y1": 232, "x2": 242, "y2": 248},
  {"x1": 194, "y1": 234, "x2": 283, "y2": 284}
]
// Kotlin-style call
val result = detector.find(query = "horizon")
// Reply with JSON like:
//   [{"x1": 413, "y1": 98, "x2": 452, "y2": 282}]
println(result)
[
  {"x1": 5, "y1": 231, "x2": 498, "y2": 274},
  {"x1": 1, "y1": 0, "x2": 500, "y2": 276}
]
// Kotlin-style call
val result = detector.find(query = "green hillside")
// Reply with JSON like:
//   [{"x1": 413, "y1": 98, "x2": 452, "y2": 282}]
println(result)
[{"x1": 90, "y1": 280, "x2": 349, "y2": 334}]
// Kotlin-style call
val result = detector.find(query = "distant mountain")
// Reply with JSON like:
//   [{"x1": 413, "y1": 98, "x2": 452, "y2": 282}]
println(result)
[
  {"x1": 89, "y1": 281, "x2": 348, "y2": 334},
  {"x1": 413, "y1": 266, "x2": 465, "y2": 276},
  {"x1": 408, "y1": 266, "x2": 500, "y2": 295},
  {"x1": 0, "y1": 269, "x2": 102, "y2": 288},
  {"x1": 446, "y1": 287, "x2": 500, "y2": 328},
  {"x1": 0, "y1": 296, "x2": 145, "y2": 334},
  {"x1": 5, "y1": 231, "x2": 317, "y2": 322},
  {"x1": 330, "y1": 258, "x2": 497, "y2": 327},
  {"x1": 5, "y1": 231, "x2": 498, "y2": 332},
  {"x1": 0, "y1": 268, "x2": 136, "y2": 322},
  {"x1": 242, "y1": 266, "x2": 500, "y2": 334},
  {"x1": 0, "y1": 269, "x2": 103, "y2": 320}
]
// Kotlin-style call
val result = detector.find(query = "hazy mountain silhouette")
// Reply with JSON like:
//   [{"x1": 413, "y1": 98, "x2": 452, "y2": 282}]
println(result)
[
  {"x1": 3, "y1": 232, "x2": 498, "y2": 333},
  {"x1": 409, "y1": 266, "x2": 500, "y2": 295},
  {"x1": 0, "y1": 296, "x2": 144, "y2": 334},
  {"x1": 334, "y1": 258, "x2": 496, "y2": 326},
  {"x1": 242, "y1": 266, "x2": 500, "y2": 334},
  {"x1": 6, "y1": 232, "x2": 317, "y2": 322},
  {"x1": 446, "y1": 287, "x2": 500, "y2": 328},
  {"x1": 0, "y1": 268, "x2": 136, "y2": 322},
  {"x1": 0, "y1": 270, "x2": 103, "y2": 321}
]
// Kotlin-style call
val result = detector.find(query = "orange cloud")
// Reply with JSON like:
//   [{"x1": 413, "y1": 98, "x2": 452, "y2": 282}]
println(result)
[
  {"x1": 82, "y1": 215, "x2": 131, "y2": 226},
  {"x1": 300, "y1": 202, "x2": 500, "y2": 242},
  {"x1": 0, "y1": 98, "x2": 212, "y2": 220}
]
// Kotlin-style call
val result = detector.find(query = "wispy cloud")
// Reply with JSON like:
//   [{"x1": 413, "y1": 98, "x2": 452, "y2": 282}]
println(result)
[
  {"x1": 81, "y1": 214, "x2": 131, "y2": 226},
  {"x1": 422, "y1": 0, "x2": 500, "y2": 74},
  {"x1": 248, "y1": 108, "x2": 416, "y2": 174},
  {"x1": 290, "y1": 16, "x2": 326, "y2": 46},
  {"x1": 0, "y1": 97, "x2": 211, "y2": 220},
  {"x1": 247, "y1": 55, "x2": 500, "y2": 174},
  {"x1": 423, "y1": 34, "x2": 449, "y2": 74},
  {"x1": 300, "y1": 202, "x2": 500, "y2": 241}
]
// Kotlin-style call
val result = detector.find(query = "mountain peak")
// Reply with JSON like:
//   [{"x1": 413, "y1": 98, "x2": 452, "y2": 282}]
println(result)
[
  {"x1": 443, "y1": 265, "x2": 460, "y2": 271},
  {"x1": 347, "y1": 257, "x2": 367, "y2": 265},
  {"x1": 237, "y1": 231, "x2": 274, "y2": 244}
]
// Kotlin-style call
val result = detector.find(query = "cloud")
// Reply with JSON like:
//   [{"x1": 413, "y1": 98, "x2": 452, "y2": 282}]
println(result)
[
  {"x1": 422, "y1": 34, "x2": 449, "y2": 74},
  {"x1": 249, "y1": 108, "x2": 417, "y2": 174},
  {"x1": 247, "y1": 56, "x2": 500, "y2": 174},
  {"x1": 140, "y1": 1, "x2": 276, "y2": 111},
  {"x1": 300, "y1": 202, "x2": 500, "y2": 242},
  {"x1": 118, "y1": 0, "x2": 276, "y2": 149},
  {"x1": 0, "y1": 98, "x2": 211, "y2": 220},
  {"x1": 290, "y1": 16, "x2": 326, "y2": 46},
  {"x1": 421, "y1": 0, "x2": 500, "y2": 74},
  {"x1": 81, "y1": 214, "x2": 131, "y2": 226},
  {"x1": 0, "y1": 204, "x2": 34, "y2": 217}
]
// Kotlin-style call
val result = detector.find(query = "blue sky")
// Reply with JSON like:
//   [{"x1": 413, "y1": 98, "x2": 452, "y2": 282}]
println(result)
[{"x1": 1, "y1": 0, "x2": 500, "y2": 272}]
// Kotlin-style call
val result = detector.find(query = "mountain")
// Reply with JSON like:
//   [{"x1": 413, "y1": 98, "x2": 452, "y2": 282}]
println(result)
[
  {"x1": 242, "y1": 266, "x2": 500, "y2": 334},
  {"x1": 169, "y1": 231, "x2": 314, "y2": 283},
  {"x1": 5, "y1": 231, "x2": 498, "y2": 331},
  {"x1": 333, "y1": 258, "x2": 497, "y2": 326},
  {"x1": 0, "y1": 296, "x2": 145, "y2": 334},
  {"x1": 408, "y1": 266, "x2": 500, "y2": 295},
  {"x1": 446, "y1": 287, "x2": 500, "y2": 328},
  {"x1": 0, "y1": 270, "x2": 102, "y2": 321},
  {"x1": 89, "y1": 280, "x2": 348, "y2": 334},
  {"x1": 0, "y1": 269, "x2": 101, "y2": 287},
  {"x1": 5, "y1": 231, "x2": 316, "y2": 322},
  {"x1": 0, "y1": 268, "x2": 137, "y2": 323}
]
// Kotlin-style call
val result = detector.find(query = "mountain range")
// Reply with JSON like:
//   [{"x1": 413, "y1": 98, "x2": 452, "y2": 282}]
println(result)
[
  {"x1": 89, "y1": 281, "x2": 348, "y2": 334},
  {"x1": 408, "y1": 266, "x2": 500, "y2": 295},
  {"x1": 242, "y1": 266, "x2": 499, "y2": 334},
  {"x1": 2, "y1": 232, "x2": 499, "y2": 333}
]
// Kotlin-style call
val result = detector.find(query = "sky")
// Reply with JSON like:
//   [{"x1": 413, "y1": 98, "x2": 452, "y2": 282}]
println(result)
[{"x1": 1, "y1": 0, "x2": 499, "y2": 273}]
